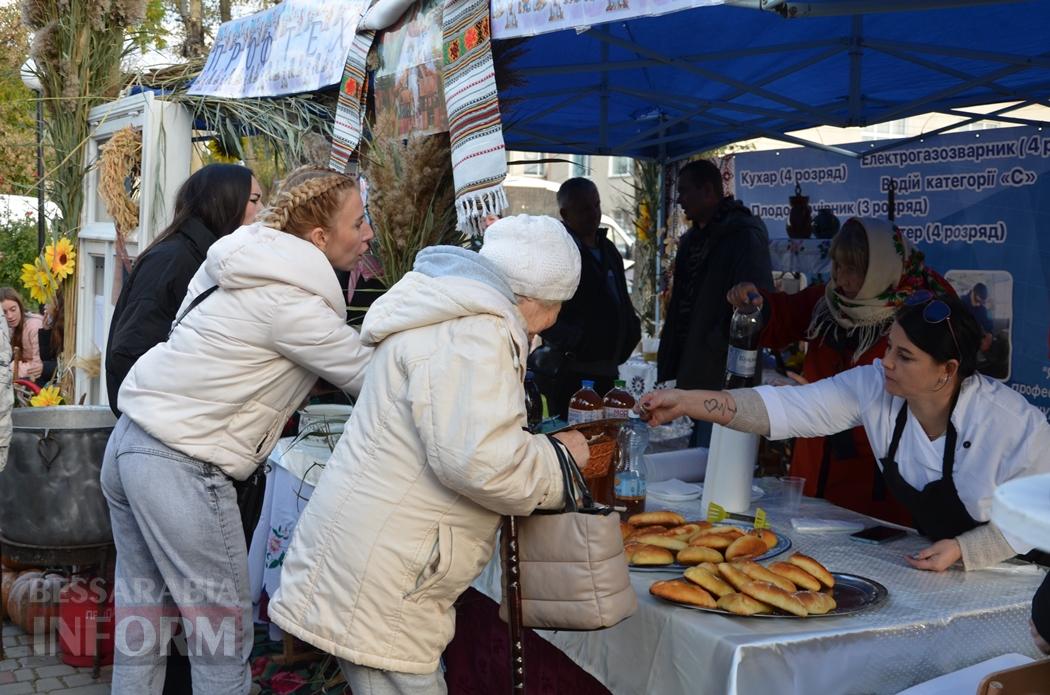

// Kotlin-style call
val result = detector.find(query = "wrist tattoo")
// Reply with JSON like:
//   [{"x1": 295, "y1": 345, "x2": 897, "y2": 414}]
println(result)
[{"x1": 703, "y1": 397, "x2": 737, "y2": 418}]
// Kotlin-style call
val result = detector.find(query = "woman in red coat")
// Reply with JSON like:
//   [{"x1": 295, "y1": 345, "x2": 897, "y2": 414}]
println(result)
[{"x1": 729, "y1": 217, "x2": 953, "y2": 525}]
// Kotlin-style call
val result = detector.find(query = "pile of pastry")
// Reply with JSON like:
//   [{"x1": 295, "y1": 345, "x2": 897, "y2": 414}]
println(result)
[
  {"x1": 649, "y1": 552, "x2": 838, "y2": 617},
  {"x1": 621, "y1": 511, "x2": 776, "y2": 566}
]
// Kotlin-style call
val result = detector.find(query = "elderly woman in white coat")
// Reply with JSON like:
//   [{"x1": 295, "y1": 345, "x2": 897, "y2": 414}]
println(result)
[
  {"x1": 270, "y1": 215, "x2": 591, "y2": 695},
  {"x1": 101, "y1": 167, "x2": 373, "y2": 695}
]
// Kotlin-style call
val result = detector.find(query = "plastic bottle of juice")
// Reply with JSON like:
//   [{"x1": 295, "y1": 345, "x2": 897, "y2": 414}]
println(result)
[
  {"x1": 602, "y1": 380, "x2": 635, "y2": 420},
  {"x1": 567, "y1": 380, "x2": 604, "y2": 425}
]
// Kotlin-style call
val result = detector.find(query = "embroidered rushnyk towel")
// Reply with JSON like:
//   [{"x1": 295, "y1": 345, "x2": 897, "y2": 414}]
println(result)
[
  {"x1": 441, "y1": 0, "x2": 508, "y2": 234},
  {"x1": 329, "y1": 28, "x2": 377, "y2": 173}
]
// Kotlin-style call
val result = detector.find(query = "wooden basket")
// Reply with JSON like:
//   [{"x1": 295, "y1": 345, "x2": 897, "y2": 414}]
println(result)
[{"x1": 551, "y1": 418, "x2": 626, "y2": 479}]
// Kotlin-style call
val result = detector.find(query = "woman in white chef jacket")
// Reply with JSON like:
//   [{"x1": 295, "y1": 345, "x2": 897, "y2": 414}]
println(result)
[{"x1": 639, "y1": 292, "x2": 1050, "y2": 571}]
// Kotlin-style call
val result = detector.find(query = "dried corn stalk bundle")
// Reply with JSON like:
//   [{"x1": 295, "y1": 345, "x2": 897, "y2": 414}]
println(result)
[{"x1": 362, "y1": 111, "x2": 465, "y2": 288}]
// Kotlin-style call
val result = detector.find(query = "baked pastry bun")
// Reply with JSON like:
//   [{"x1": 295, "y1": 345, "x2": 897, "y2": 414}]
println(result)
[
  {"x1": 684, "y1": 567, "x2": 735, "y2": 598},
  {"x1": 731, "y1": 560, "x2": 796, "y2": 593},
  {"x1": 676, "y1": 546, "x2": 724, "y2": 566},
  {"x1": 632, "y1": 535, "x2": 688, "y2": 551},
  {"x1": 725, "y1": 535, "x2": 768, "y2": 561},
  {"x1": 741, "y1": 581, "x2": 808, "y2": 617},
  {"x1": 794, "y1": 590, "x2": 837, "y2": 615},
  {"x1": 767, "y1": 562, "x2": 821, "y2": 592},
  {"x1": 629, "y1": 511, "x2": 686, "y2": 527},
  {"x1": 688, "y1": 533, "x2": 736, "y2": 550},
  {"x1": 747, "y1": 528, "x2": 778, "y2": 550},
  {"x1": 717, "y1": 592, "x2": 771, "y2": 615},
  {"x1": 650, "y1": 580, "x2": 716, "y2": 608},
  {"x1": 788, "y1": 553, "x2": 835, "y2": 589},
  {"x1": 716, "y1": 562, "x2": 752, "y2": 592},
  {"x1": 625, "y1": 543, "x2": 675, "y2": 565}
]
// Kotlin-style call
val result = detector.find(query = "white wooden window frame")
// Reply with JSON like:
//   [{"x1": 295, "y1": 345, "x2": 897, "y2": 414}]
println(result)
[{"x1": 76, "y1": 92, "x2": 192, "y2": 405}]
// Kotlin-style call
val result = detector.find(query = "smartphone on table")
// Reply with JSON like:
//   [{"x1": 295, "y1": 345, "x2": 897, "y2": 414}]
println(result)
[{"x1": 849, "y1": 525, "x2": 908, "y2": 545}]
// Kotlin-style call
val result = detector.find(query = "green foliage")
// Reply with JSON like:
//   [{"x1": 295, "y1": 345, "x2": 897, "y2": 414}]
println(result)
[
  {"x1": 0, "y1": 5, "x2": 37, "y2": 197},
  {"x1": 0, "y1": 217, "x2": 41, "y2": 303}
]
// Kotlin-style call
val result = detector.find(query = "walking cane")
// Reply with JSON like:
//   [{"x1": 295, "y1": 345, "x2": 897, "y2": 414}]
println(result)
[{"x1": 502, "y1": 515, "x2": 526, "y2": 693}]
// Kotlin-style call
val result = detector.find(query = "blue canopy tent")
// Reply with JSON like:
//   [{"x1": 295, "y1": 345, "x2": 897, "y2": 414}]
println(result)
[{"x1": 497, "y1": 0, "x2": 1050, "y2": 161}]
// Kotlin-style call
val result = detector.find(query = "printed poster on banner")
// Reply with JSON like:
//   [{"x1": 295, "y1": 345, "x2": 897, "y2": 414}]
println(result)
[
  {"x1": 491, "y1": 0, "x2": 720, "y2": 39},
  {"x1": 189, "y1": 0, "x2": 368, "y2": 98},
  {"x1": 373, "y1": 0, "x2": 448, "y2": 138},
  {"x1": 733, "y1": 126, "x2": 1050, "y2": 417}
]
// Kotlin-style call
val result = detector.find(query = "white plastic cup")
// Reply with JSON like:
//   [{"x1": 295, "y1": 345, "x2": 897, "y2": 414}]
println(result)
[
  {"x1": 642, "y1": 337, "x2": 659, "y2": 363},
  {"x1": 780, "y1": 476, "x2": 806, "y2": 513}
]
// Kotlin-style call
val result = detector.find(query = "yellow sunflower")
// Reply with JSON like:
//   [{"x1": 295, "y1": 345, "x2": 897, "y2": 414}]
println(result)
[
  {"x1": 45, "y1": 238, "x2": 76, "y2": 281},
  {"x1": 30, "y1": 385, "x2": 64, "y2": 407},
  {"x1": 21, "y1": 257, "x2": 57, "y2": 305}
]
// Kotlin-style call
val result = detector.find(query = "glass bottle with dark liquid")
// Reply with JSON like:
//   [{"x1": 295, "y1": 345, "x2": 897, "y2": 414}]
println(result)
[{"x1": 725, "y1": 296, "x2": 763, "y2": 389}]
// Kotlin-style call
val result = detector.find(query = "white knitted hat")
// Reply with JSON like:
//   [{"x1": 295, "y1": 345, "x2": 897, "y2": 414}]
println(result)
[{"x1": 480, "y1": 215, "x2": 582, "y2": 301}]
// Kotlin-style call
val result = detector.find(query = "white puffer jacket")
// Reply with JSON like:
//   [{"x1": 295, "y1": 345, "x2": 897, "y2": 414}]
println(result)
[
  {"x1": 119, "y1": 223, "x2": 371, "y2": 480},
  {"x1": 0, "y1": 321, "x2": 12, "y2": 470},
  {"x1": 269, "y1": 246, "x2": 566, "y2": 674}
]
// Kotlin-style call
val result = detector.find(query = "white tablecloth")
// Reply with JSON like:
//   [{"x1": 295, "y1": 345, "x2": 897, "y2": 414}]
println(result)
[
  {"x1": 472, "y1": 479, "x2": 1047, "y2": 695},
  {"x1": 248, "y1": 438, "x2": 320, "y2": 639}
]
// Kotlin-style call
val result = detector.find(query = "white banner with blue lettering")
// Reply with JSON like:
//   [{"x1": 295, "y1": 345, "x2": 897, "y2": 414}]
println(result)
[
  {"x1": 188, "y1": 0, "x2": 367, "y2": 98},
  {"x1": 734, "y1": 126, "x2": 1050, "y2": 416}
]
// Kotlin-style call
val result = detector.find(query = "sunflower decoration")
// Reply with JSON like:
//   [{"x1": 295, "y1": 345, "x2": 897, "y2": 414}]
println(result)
[
  {"x1": 30, "y1": 385, "x2": 64, "y2": 407},
  {"x1": 20, "y1": 257, "x2": 58, "y2": 305},
  {"x1": 45, "y1": 237, "x2": 76, "y2": 281}
]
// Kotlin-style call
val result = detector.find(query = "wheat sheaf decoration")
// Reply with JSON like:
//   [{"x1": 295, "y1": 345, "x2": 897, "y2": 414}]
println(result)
[{"x1": 98, "y1": 126, "x2": 142, "y2": 271}]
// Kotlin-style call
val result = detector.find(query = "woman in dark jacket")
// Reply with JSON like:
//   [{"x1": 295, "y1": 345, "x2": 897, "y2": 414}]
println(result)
[
  {"x1": 106, "y1": 164, "x2": 259, "y2": 414},
  {"x1": 102, "y1": 163, "x2": 257, "y2": 695}
]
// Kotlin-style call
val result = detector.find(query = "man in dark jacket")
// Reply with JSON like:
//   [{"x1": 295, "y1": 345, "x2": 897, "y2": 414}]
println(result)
[
  {"x1": 658, "y1": 160, "x2": 773, "y2": 442},
  {"x1": 533, "y1": 178, "x2": 641, "y2": 419}
]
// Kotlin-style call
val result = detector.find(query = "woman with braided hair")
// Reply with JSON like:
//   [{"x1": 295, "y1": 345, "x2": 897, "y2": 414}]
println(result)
[{"x1": 101, "y1": 166, "x2": 374, "y2": 694}]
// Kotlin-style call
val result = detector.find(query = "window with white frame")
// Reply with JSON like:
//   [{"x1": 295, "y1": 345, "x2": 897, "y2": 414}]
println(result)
[
  {"x1": 858, "y1": 119, "x2": 908, "y2": 141},
  {"x1": 569, "y1": 154, "x2": 590, "y2": 177},
  {"x1": 521, "y1": 152, "x2": 546, "y2": 176},
  {"x1": 609, "y1": 156, "x2": 632, "y2": 177}
]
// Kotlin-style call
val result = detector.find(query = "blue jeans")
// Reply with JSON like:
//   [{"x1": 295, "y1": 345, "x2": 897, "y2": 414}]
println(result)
[
  {"x1": 101, "y1": 417, "x2": 253, "y2": 695},
  {"x1": 338, "y1": 659, "x2": 447, "y2": 695}
]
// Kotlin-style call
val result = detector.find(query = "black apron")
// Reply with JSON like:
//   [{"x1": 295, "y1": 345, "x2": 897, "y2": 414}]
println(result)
[{"x1": 880, "y1": 402, "x2": 982, "y2": 541}]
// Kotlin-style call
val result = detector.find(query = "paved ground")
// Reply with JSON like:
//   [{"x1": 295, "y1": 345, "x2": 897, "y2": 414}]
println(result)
[{"x1": 0, "y1": 622, "x2": 112, "y2": 694}]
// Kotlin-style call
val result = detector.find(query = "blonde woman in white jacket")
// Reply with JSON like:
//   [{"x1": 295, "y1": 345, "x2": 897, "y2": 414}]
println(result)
[
  {"x1": 270, "y1": 216, "x2": 591, "y2": 695},
  {"x1": 100, "y1": 167, "x2": 373, "y2": 695}
]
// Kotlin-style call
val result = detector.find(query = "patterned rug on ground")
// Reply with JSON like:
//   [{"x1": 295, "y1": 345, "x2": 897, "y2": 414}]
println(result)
[{"x1": 251, "y1": 625, "x2": 347, "y2": 695}]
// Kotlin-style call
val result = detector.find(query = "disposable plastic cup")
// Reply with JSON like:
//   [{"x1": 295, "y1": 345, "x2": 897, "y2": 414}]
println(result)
[{"x1": 780, "y1": 476, "x2": 806, "y2": 513}]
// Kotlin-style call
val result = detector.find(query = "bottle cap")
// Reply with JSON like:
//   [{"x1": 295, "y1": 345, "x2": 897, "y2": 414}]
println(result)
[
  {"x1": 614, "y1": 379, "x2": 626, "y2": 388},
  {"x1": 581, "y1": 380, "x2": 595, "y2": 389}
]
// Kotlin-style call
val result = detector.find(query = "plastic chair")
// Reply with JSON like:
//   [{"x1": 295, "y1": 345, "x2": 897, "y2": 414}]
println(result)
[{"x1": 976, "y1": 658, "x2": 1050, "y2": 694}]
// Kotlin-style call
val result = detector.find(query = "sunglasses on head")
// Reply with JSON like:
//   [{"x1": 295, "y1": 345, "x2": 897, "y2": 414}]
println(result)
[{"x1": 904, "y1": 290, "x2": 961, "y2": 360}]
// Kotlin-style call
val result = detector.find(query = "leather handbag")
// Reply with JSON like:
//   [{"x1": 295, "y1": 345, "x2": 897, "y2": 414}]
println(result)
[{"x1": 499, "y1": 435, "x2": 637, "y2": 630}]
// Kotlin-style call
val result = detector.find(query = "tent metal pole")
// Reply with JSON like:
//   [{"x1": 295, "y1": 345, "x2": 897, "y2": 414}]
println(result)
[
  {"x1": 614, "y1": 44, "x2": 846, "y2": 152},
  {"x1": 727, "y1": 0, "x2": 1015, "y2": 17},
  {"x1": 516, "y1": 38, "x2": 843, "y2": 77},
  {"x1": 876, "y1": 62, "x2": 1035, "y2": 122},
  {"x1": 585, "y1": 29, "x2": 831, "y2": 122},
  {"x1": 863, "y1": 43, "x2": 1050, "y2": 112},
  {"x1": 864, "y1": 100, "x2": 1037, "y2": 157},
  {"x1": 847, "y1": 16, "x2": 862, "y2": 124},
  {"x1": 937, "y1": 109, "x2": 1050, "y2": 129},
  {"x1": 861, "y1": 38, "x2": 1050, "y2": 70},
  {"x1": 654, "y1": 124, "x2": 667, "y2": 336}
]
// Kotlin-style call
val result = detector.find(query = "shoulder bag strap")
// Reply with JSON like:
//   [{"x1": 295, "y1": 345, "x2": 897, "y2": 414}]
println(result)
[{"x1": 169, "y1": 285, "x2": 219, "y2": 339}]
